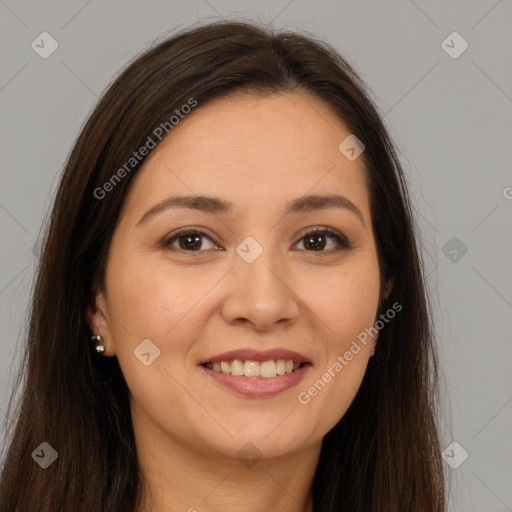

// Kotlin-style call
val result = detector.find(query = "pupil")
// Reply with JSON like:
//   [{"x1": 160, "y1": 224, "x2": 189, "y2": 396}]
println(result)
[
  {"x1": 180, "y1": 235, "x2": 201, "y2": 250},
  {"x1": 306, "y1": 235, "x2": 325, "y2": 251}
]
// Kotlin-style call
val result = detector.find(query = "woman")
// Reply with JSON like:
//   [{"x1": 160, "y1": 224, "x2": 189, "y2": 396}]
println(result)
[{"x1": 0, "y1": 19, "x2": 447, "y2": 512}]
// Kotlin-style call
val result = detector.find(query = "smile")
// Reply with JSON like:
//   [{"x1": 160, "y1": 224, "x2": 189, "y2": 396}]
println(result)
[{"x1": 202, "y1": 359, "x2": 305, "y2": 378}]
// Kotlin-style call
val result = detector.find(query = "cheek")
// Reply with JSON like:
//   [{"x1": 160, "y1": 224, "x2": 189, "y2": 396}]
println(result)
[
  {"x1": 103, "y1": 253, "x2": 207, "y2": 416},
  {"x1": 293, "y1": 258, "x2": 380, "y2": 433},
  {"x1": 105, "y1": 247, "x2": 207, "y2": 338},
  {"x1": 103, "y1": 248, "x2": 228, "y2": 387},
  {"x1": 308, "y1": 259, "x2": 381, "y2": 349}
]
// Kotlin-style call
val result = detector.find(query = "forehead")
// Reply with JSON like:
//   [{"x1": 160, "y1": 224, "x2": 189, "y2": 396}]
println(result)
[{"x1": 122, "y1": 91, "x2": 370, "y2": 221}]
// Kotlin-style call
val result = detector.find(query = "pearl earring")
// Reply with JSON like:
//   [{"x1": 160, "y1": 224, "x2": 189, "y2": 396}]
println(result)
[{"x1": 91, "y1": 334, "x2": 105, "y2": 354}]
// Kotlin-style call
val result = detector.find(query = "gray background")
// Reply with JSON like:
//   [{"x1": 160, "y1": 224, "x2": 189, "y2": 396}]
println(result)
[{"x1": 1, "y1": 1, "x2": 511, "y2": 510}]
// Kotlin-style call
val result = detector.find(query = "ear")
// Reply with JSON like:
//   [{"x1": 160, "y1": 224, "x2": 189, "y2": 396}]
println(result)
[
  {"x1": 373, "y1": 276, "x2": 395, "y2": 350},
  {"x1": 383, "y1": 276, "x2": 394, "y2": 300},
  {"x1": 87, "y1": 287, "x2": 115, "y2": 357}
]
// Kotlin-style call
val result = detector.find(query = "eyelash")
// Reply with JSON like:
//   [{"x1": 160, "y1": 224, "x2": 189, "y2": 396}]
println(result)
[{"x1": 161, "y1": 226, "x2": 353, "y2": 255}]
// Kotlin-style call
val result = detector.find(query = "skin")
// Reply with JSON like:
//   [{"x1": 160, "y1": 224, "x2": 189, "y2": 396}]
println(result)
[{"x1": 89, "y1": 91, "x2": 392, "y2": 512}]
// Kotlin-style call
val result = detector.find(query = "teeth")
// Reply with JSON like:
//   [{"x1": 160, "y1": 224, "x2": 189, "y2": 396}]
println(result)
[
  {"x1": 260, "y1": 360, "x2": 276, "y2": 378},
  {"x1": 230, "y1": 359, "x2": 244, "y2": 376},
  {"x1": 204, "y1": 359, "x2": 303, "y2": 378},
  {"x1": 244, "y1": 360, "x2": 260, "y2": 377}
]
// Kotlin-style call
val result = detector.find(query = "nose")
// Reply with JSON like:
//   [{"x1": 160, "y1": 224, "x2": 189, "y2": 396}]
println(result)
[{"x1": 220, "y1": 242, "x2": 300, "y2": 331}]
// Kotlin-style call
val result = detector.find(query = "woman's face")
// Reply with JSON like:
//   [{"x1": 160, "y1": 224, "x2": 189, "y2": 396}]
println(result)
[{"x1": 90, "y1": 91, "x2": 387, "y2": 462}]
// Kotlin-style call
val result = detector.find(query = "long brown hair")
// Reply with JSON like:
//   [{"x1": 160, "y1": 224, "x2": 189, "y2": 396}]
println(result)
[{"x1": 0, "y1": 19, "x2": 446, "y2": 511}]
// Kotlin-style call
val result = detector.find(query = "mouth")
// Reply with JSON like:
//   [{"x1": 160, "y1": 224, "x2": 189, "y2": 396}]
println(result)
[{"x1": 198, "y1": 349, "x2": 312, "y2": 397}]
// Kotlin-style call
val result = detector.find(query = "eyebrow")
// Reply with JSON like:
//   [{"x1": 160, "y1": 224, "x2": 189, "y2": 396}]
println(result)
[{"x1": 137, "y1": 193, "x2": 365, "y2": 227}]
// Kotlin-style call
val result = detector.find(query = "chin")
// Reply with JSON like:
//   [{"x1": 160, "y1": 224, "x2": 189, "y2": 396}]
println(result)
[{"x1": 198, "y1": 420, "x2": 318, "y2": 461}]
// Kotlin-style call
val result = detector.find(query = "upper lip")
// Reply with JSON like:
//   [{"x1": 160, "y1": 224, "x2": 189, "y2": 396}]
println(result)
[{"x1": 199, "y1": 348, "x2": 311, "y2": 365}]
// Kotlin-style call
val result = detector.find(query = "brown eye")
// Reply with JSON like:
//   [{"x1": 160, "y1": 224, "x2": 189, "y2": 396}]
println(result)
[
  {"x1": 296, "y1": 228, "x2": 351, "y2": 253},
  {"x1": 175, "y1": 233, "x2": 203, "y2": 251},
  {"x1": 162, "y1": 229, "x2": 218, "y2": 252},
  {"x1": 161, "y1": 226, "x2": 351, "y2": 254}
]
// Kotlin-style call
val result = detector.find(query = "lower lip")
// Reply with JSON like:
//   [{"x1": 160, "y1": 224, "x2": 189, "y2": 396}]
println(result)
[{"x1": 200, "y1": 364, "x2": 311, "y2": 397}]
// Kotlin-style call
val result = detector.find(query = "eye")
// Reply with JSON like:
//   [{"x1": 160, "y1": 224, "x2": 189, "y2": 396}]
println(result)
[
  {"x1": 162, "y1": 225, "x2": 352, "y2": 254},
  {"x1": 294, "y1": 226, "x2": 352, "y2": 253},
  {"x1": 161, "y1": 227, "x2": 219, "y2": 252}
]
